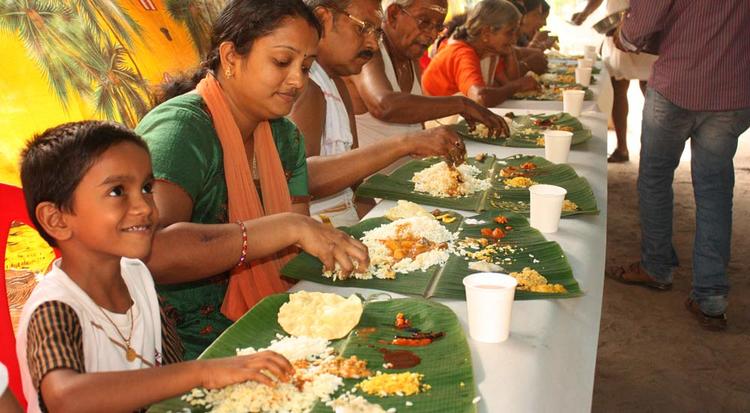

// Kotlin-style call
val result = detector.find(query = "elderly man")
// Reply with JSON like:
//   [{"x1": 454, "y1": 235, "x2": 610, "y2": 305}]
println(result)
[
  {"x1": 291, "y1": 0, "x2": 467, "y2": 227},
  {"x1": 343, "y1": 0, "x2": 508, "y2": 148}
]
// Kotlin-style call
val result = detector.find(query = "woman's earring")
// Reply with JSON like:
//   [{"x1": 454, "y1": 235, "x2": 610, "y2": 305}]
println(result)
[{"x1": 225, "y1": 67, "x2": 234, "y2": 79}]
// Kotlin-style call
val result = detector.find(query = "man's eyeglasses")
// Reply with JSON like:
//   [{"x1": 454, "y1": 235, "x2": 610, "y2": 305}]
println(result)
[
  {"x1": 338, "y1": 10, "x2": 385, "y2": 41},
  {"x1": 399, "y1": 7, "x2": 445, "y2": 33}
]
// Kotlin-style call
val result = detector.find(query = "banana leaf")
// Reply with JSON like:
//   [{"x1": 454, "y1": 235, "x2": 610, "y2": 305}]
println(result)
[
  {"x1": 148, "y1": 294, "x2": 477, "y2": 413},
  {"x1": 455, "y1": 112, "x2": 592, "y2": 147},
  {"x1": 511, "y1": 86, "x2": 594, "y2": 101},
  {"x1": 281, "y1": 212, "x2": 583, "y2": 300},
  {"x1": 356, "y1": 155, "x2": 599, "y2": 216},
  {"x1": 548, "y1": 61, "x2": 602, "y2": 75},
  {"x1": 539, "y1": 72, "x2": 597, "y2": 85}
]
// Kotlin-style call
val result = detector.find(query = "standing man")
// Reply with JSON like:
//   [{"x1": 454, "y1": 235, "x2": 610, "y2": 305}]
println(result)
[
  {"x1": 291, "y1": 0, "x2": 469, "y2": 226},
  {"x1": 608, "y1": 0, "x2": 750, "y2": 330},
  {"x1": 344, "y1": 0, "x2": 508, "y2": 149}
]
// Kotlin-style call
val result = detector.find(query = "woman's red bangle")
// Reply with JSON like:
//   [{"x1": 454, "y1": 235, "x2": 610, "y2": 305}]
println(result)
[{"x1": 236, "y1": 220, "x2": 248, "y2": 267}]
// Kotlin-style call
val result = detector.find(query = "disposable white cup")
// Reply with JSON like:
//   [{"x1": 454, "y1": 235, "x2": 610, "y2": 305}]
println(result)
[
  {"x1": 563, "y1": 89, "x2": 586, "y2": 117},
  {"x1": 575, "y1": 67, "x2": 592, "y2": 87},
  {"x1": 583, "y1": 45, "x2": 597, "y2": 60},
  {"x1": 463, "y1": 272, "x2": 517, "y2": 343},
  {"x1": 529, "y1": 184, "x2": 567, "y2": 233},
  {"x1": 544, "y1": 130, "x2": 573, "y2": 164},
  {"x1": 577, "y1": 58, "x2": 594, "y2": 69}
]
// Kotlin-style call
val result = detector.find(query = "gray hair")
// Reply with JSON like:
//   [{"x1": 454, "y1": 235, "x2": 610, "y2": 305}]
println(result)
[{"x1": 454, "y1": 0, "x2": 520, "y2": 42}]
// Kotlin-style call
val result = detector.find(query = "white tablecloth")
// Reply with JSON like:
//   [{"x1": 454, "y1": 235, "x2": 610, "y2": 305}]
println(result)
[{"x1": 502, "y1": 63, "x2": 614, "y2": 116}]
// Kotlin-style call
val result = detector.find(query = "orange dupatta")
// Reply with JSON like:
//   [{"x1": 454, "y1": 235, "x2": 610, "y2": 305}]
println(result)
[{"x1": 196, "y1": 74, "x2": 293, "y2": 321}]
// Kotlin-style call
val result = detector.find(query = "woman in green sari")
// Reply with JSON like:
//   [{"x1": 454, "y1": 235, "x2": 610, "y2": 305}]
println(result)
[{"x1": 136, "y1": 0, "x2": 368, "y2": 359}]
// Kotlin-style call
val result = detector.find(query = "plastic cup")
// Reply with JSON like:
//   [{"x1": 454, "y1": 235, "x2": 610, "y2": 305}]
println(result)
[
  {"x1": 463, "y1": 272, "x2": 517, "y2": 343},
  {"x1": 529, "y1": 184, "x2": 567, "y2": 233},
  {"x1": 563, "y1": 89, "x2": 586, "y2": 117},
  {"x1": 575, "y1": 67, "x2": 592, "y2": 87},
  {"x1": 544, "y1": 130, "x2": 573, "y2": 164},
  {"x1": 577, "y1": 58, "x2": 594, "y2": 69},
  {"x1": 583, "y1": 45, "x2": 597, "y2": 60}
]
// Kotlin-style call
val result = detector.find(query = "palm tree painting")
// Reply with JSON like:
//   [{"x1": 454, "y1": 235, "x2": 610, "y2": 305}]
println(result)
[
  {"x1": 0, "y1": 0, "x2": 84, "y2": 104},
  {"x1": 69, "y1": 28, "x2": 150, "y2": 126},
  {"x1": 0, "y1": 0, "x2": 151, "y2": 127},
  {"x1": 165, "y1": 0, "x2": 224, "y2": 57}
]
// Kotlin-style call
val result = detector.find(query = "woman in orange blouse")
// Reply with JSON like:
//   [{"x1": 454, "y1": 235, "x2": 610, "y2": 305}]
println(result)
[{"x1": 421, "y1": 0, "x2": 539, "y2": 107}]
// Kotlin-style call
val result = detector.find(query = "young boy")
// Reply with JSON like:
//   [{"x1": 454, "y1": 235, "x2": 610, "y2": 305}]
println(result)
[{"x1": 16, "y1": 121, "x2": 294, "y2": 413}]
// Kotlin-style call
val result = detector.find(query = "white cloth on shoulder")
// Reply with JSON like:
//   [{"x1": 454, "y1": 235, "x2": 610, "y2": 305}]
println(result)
[
  {"x1": 309, "y1": 62, "x2": 354, "y2": 157},
  {"x1": 308, "y1": 62, "x2": 358, "y2": 227},
  {"x1": 16, "y1": 258, "x2": 163, "y2": 413}
]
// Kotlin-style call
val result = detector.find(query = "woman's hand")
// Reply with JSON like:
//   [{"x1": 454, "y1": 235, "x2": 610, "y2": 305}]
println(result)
[
  {"x1": 295, "y1": 215, "x2": 369, "y2": 275},
  {"x1": 406, "y1": 126, "x2": 466, "y2": 165},
  {"x1": 530, "y1": 31, "x2": 558, "y2": 50},
  {"x1": 460, "y1": 98, "x2": 510, "y2": 138},
  {"x1": 520, "y1": 51, "x2": 548, "y2": 75},
  {"x1": 200, "y1": 351, "x2": 294, "y2": 389},
  {"x1": 513, "y1": 75, "x2": 542, "y2": 93}
]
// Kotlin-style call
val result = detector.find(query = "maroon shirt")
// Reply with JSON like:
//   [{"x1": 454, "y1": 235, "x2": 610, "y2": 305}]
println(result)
[{"x1": 620, "y1": 0, "x2": 750, "y2": 112}]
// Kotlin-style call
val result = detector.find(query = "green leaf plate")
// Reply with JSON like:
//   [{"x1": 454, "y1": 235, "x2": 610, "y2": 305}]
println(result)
[
  {"x1": 356, "y1": 155, "x2": 599, "y2": 216},
  {"x1": 147, "y1": 294, "x2": 477, "y2": 413},
  {"x1": 455, "y1": 112, "x2": 593, "y2": 147},
  {"x1": 282, "y1": 211, "x2": 583, "y2": 300}
]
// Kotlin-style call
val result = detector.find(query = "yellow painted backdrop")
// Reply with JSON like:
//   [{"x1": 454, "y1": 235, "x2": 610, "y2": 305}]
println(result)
[
  {"x1": 0, "y1": 0, "x2": 219, "y2": 186},
  {"x1": 0, "y1": 0, "x2": 473, "y2": 186}
]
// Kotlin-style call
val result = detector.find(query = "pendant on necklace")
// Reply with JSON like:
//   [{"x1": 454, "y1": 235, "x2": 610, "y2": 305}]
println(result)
[{"x1": 126, "y1": 346, "x2": 137, "y2": 362}]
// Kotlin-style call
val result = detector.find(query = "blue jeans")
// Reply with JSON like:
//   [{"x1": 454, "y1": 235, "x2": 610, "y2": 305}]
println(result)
[{"x1": 638, "y1": 89, "x2": 750, "y2": 316}]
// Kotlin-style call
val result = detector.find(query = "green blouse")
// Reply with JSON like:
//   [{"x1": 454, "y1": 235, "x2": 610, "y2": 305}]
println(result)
[{"x1": 135, "y1": 92, "x2": 307, "y2": 359}]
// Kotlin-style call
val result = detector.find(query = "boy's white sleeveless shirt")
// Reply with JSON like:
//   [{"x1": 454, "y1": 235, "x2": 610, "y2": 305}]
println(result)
[{"x1": 16, "y1": 258, "x2": 163, "y2": 413}]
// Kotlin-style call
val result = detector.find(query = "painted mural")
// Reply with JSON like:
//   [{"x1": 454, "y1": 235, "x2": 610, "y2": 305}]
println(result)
[
  {"x1": 0, "y1": 0, "x2": 472, "y2": 186},
  {"x1": 0, "y1": 0, "x2": 227, "y2": 186}
]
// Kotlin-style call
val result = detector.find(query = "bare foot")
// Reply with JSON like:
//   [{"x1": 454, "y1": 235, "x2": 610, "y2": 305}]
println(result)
[{"x1": 607, "y1": 149, "x2": 629, "y2": 163}]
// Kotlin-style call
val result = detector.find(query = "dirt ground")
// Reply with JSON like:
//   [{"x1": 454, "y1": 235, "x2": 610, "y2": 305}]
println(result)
[{"x1": 592, "y1": 84, "x2": 750, "y2": 412}]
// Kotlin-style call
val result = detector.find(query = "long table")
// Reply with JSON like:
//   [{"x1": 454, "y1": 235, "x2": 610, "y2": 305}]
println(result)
[
  {"x1": 292, "y1": 137, "x2": 608, "y2": 409},
  {"x1": 291, "y1": 68, "x2": 611, "y2": 412},
  {"x1": 501, "y1": 61, "x2": 614, "y2": 116}
]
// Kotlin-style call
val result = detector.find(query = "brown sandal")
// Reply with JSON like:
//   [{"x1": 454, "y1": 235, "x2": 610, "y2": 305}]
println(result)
[
  {"x1": 685, "y1": 298, "x2": 727, "y2": 331},
  {"x1": 605, "y1": 262, "x2": 672, "y2": 291}
]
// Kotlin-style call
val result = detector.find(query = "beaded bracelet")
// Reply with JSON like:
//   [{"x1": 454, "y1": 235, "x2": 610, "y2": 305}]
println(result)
[{"x1": 236, "y1": 220, "x2": 248, "y2": 267}]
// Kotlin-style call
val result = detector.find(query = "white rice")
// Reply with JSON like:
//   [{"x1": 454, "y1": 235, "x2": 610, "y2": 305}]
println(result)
[
  {"x1": 328, "y1": 216, "x2": 457, "y2": 280},
  {"x1": 237, "y1": 334, "x2": 332, "y2": 361},
  {"x1": 411, "y1": 161, "x2": 491, "y2": 198},
  {"x1": 183, "y1": 336, "x2": 343, "y2": 413},
  {"x1": 463, "y1": 218, "x2": 486, "y2": 225},
  {"x1": 327, "y1": 394, "x2": 389, "y2": 413}
]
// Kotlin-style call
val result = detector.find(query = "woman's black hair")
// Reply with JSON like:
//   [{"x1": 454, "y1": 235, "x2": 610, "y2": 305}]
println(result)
[
  {"x1": 158, "y1": 0, "x2": 322, "y2": 103},
  {"x1": 508, "y1": 0, "x2": 526, "y2": 14},
  {"x1": 441, "y1": 13, "x2": 467, "y2": 44},
  {"x1": 521, "y1": 0, "x2": 543, "y2": 14}
]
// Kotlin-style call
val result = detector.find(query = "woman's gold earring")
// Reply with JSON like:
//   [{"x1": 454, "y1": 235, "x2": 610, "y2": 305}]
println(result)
[{"x1": 225, "y1": 67, "x2": 234, "y2": 79}]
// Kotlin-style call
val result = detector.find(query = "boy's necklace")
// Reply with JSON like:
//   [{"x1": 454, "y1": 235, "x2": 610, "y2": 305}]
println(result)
[{"x1": 96, "y1": 304, "x2": 136, "y2": 362}]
